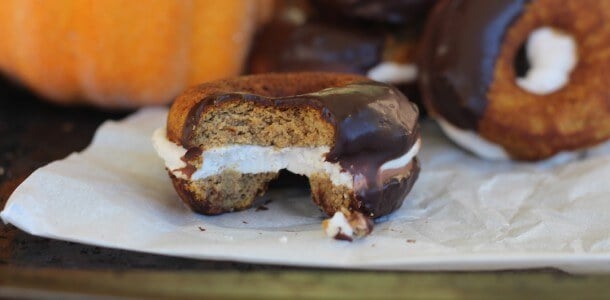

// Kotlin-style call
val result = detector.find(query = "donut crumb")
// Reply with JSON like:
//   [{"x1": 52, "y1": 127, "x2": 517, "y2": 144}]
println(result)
[{"x1": 322, "y1": 209, "x2": 374, "y2": 241}]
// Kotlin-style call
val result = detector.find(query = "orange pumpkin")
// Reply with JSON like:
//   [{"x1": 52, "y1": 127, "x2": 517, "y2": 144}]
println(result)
[{"x1": 0, "y1": 0, "x2": 273, "y2": 108}]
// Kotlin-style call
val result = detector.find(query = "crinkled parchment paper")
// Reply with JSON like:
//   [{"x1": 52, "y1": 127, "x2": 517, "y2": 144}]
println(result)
[{"x1": 3, "y1": 108, "x2": 610, "y2": 273}]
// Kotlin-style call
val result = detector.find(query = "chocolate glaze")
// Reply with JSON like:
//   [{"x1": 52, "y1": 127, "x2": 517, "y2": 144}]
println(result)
[
  {"x1": 366, "y1": 158, "x2": 420, "y2": 217},
  {"x1": 183, "y1": 147, "x2": 202, "y2": 161},
  {"x1": 311, "y1": 0, "x2": 436, "y2": 26},
  {"x1": 182, "y1": 81, "x2": 420, "y2": 218},
  {"x1": 418, "y1": 0, "x2": 528, "y2": 130},
  {"x1": 174, "y1": 147, "x2": 202, "y2": 178},
  {"x1": 249, "y1": 20, "x2": 384, "y2": 75},
  {"x1": 318, "y1": 84, "x2": 420, "y2": 216}
]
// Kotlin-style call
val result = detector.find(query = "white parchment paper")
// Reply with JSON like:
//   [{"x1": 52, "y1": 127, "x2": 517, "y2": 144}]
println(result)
[{"x1": 3, "y1": 108, "x2": 610, "y2": 273}]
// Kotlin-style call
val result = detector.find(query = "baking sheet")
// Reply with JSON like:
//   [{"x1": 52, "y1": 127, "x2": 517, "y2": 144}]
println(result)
[{"x1": 2, "y1": 107, "x2": 610, "y2": 273}]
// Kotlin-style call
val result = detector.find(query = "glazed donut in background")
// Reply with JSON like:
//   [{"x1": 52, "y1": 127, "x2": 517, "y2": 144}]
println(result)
[
  {"x1": 152, "y1": 73, "x2": 421, "y2": 239},
  {"x1": 248, "y1": 20, "x2": 423, "y2": 109},
  {"x1": 419, "y1": 0, "x2": 610, "y2": 161},
  {"x1": 247, "y1": 0, "x2": 438, "y2": 112}
]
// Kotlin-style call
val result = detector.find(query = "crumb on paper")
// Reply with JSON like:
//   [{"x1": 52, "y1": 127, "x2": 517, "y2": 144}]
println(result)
[
  {"x1": 242, "y1": 221, "x2": 248, "y2": 224},
  {"x1": 322, "y1": 209, "x2": 373, "y2": 242},
  {"x1": 407, "y1": 239, "x2": 416, "y2": 244},
  {"x1": 198, "y1": 226, "x2": 206, "y2": 232},
  {"x1": 255, "y1": 205, "x2": 269, "y2": 211}
]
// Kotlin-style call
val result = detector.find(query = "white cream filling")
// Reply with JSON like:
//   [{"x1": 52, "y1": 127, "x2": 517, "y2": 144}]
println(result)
[
  {"x1": 382, "y1": 139, "x2": 421, "y2": 170},
  {"x1": 192, "y1": 144, "x2": 354, "y2": 187},
  {"x1": 152, "y1": 128, "x2": 188, "y2": 171},
  {"x1": 367, "y1": 61, "x2": 418, "y2": 84},
  {"x1": 516, "y1": 27, "x2": 577, "y2": 95},
  {"x1": 152, "y1": 128, "x2": 352, "y2": 186},
  {"x1": 437, "y1": 119, "x2": 610, "y2": 161},
  {"x1": 152, "y1": 128, "x2": 420, "y2": 187},
  {"x1": 436, "y1": 119, "x2": 510, "y2": 160}
]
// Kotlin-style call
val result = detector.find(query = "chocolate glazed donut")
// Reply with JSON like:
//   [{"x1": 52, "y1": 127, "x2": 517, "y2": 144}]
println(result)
[
  {"x1": 249, "y1": 20, "x2": 424, "y2": 111},
  {"x1": 419, "y1": 0, "x2": 610, "y2": 160},
  {"x1": 164, "y1": 73, "x2": 421, "y2": 218}
]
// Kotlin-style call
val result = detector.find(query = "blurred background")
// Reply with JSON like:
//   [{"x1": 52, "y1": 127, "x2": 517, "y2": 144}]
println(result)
[{"x1": 0, "y1": 0, "x2": 435, "y2": 110}]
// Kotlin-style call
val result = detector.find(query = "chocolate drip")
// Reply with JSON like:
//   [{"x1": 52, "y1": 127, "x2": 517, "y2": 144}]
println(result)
[
  {"x1": 418, "y1": 0, "x2": 528, "y2": 130},
  {"x1": 183, "y1": 147, "x2": 202, "y2": 161},
  {"x1": 174, "y1": 147, "x2": 203, "y2": 179},
  {"x1": 182, "y1": 81, "x2": 419, "y2": 217},
  {"x1": 318, "y1": 83, "x2": 420, "y2": 216},
  {"x1": 174, "y1": 165, "x2": 196, "y2": 179}
]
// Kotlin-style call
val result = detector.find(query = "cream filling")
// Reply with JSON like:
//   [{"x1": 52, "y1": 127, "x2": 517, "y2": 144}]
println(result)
[
  {"x1": 516, "y1": 27, "x2": 577, "y2": 95},
  {"x1": 436, "y1": 119, "x2": 510, "y2": 160},
  {"x1": 382, "y1": 139, "x2": 421, "y2": 171},
  {"x1": 152, "y1": 128, "x2": 420, "y2": 187},
  {"x1": 437, "y1": 119, "x2": 610, "y2": 161},
  {"x1": 192, "y1": 144, "x2": 354, "y2": 187},
  {"x1": 367, "y1": 61, "x2": 418, "y2": 84},
  {"x1": 152, "y1": 128, "x2": 188, "y2": 171}
]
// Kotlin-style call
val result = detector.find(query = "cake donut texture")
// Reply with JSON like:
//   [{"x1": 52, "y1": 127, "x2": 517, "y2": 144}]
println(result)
[
  {"x1": 153, "y1": 73, "x2": 420, "y2": 220},
  {"x1": 419, "y1": 0, "x2": 610, "y2": 160}
]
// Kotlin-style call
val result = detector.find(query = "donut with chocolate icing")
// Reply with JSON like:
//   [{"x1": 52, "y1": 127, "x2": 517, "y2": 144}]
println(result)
[
  {"x1": 419, "y1": 0, "x2": 610, "y2": 160},
  {"x1": 153, "y1": 73, "x2": 420, "y2": 221},
  {"x1": 249, "y1": 20, "x2": 422, "y2": 109}
]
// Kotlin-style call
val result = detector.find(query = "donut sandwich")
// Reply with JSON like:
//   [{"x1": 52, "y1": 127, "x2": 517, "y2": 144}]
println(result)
[{"x1": 153, "y1": 72, "x2": 421, "y2": 240}]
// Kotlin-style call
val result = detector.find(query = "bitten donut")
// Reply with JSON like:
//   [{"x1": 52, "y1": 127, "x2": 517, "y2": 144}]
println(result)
[
  {"x1": 153, "y1": 73, "x2": 421, "y2": 239},
  {"x1": 419, "y1": 0, "x2": 610, "y2": 160}
]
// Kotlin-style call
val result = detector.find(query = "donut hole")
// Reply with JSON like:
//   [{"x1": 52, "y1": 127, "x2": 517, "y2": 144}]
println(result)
[
  {"x1": 515, "y1": 27, "x2": 577, "y2": 95},
  {"x1": 513, "y1": 43, "x2": 530, "y2": 78}
]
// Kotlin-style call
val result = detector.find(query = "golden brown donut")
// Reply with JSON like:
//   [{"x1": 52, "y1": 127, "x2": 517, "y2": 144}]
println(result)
[{"x1": 419, "y1": 0, "x2": 610, "y2": 160}]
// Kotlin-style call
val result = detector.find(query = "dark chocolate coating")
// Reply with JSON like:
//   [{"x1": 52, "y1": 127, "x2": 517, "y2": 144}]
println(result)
[
  {"x1": 174, "y1": 147, "x2": 202, "y2": 178},
  {"x1": 183, "y1": 81, "x2": 420, "y2": 218},
  {"x1": 365, "y1": 158, "x2": 420, "y2": 217},
  {"x1": 311, "y1": 0, "x2": 436, "y2": 25},
  {"x1": 418, "y1": 0, "x2": 527, "y2": 130},
  {"x1": 249, "y1": 20, "x2": 384, "y2": 75}
]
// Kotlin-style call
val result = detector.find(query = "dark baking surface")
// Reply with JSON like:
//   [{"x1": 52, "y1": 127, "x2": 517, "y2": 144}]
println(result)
[{"x1": 1, "y1": 75, "x2": 610, "y2": 298}]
